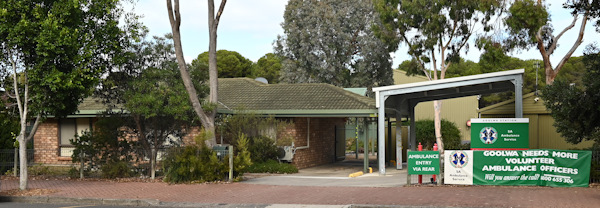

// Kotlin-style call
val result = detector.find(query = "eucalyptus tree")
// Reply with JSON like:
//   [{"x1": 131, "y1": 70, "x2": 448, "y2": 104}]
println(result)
[
  {"x1": 0, "y1": 0, "x2": 136, "y2": 190},
  {"x1": 275, "y1": 0, "x2": 394, "y2": 89},
  {"x1": 374, "y1": 0, "x2": 503, "y2": 154},
  {"x1": 504, "y1": 0, "x2": 600, "y2": 84},
  {"x1": 541, "y1": 45, "x2": 600, "y2": 145},
  {"x1": 167, "y1": 0, "x2": 226, "y2": 146}
]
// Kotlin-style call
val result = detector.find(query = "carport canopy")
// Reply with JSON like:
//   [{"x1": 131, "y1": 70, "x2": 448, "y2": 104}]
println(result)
[{"x1": 372, "y1": 69, "x2": 525, "y2": 175}]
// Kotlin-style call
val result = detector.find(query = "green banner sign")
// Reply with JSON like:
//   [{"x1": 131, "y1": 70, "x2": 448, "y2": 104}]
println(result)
[
  {"x1": 445, "y1": 149, "x2": 591, "y2": 187},
  {"x1": 471, "y1": 118, "x2": 529, "y2": 150},
  {"x1": 408, "y1": 151, "x2": 440, "y2": 175}
]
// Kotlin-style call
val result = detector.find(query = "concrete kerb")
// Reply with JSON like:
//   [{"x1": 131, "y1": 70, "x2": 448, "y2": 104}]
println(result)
[
  {"x1": 0, "y1": 196, "x2": 357, "y2": 208},
  {"x1": 0, "y1": 196, "x2": 160, "y2": 207},
  {"x1": 0, "y1": 196, "x2": 481, "y2": 208}
]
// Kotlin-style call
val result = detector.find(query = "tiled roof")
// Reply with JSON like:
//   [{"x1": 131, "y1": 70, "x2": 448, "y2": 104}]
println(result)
[
  {"x1": 78, "y1": 97, "x2": 110, "y2": 111},
  {"x1": 218, "y1": 78, "x2": 375, "y2": 111},
  {"x1": 73, "y1": 78, "x2": 376, "y2": 117}
]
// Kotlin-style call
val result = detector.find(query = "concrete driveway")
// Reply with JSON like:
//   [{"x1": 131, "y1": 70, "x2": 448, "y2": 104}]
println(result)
[{"x1": 242, "y1": 157, "x2": 415, "y2": 187}]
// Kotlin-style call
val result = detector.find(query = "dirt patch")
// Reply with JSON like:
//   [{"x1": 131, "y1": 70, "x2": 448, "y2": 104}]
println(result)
[{"x1": 0, "y1": 188, "x2": 60, "y2": 196}]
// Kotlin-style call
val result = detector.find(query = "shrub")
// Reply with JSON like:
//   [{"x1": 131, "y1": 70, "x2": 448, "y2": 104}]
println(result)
[
  {"x1": 71, "y1": 115, "x2": 133, "y2": 176},
  {"x1": 163, "y1": 145, "x2": 228, "y2": 183},
  {"x1": 346, "y1": 137, "x2": 376, "y2": 153},
  {"x1": 248, "y1": 135, "x2": 278, "y2": 163},
  {"x1": 68, "y1": 167, "x2": 80, "y2": 178},
  {"x1": 101, "y1": 160, "x2": 132, "y2": 179},
  {"x1": 415, "y1": 119, "x2": 462, "y2": 150},
  {"x1": 29, "y1": 164, "x2": 50, "y2": 176},
  {"x1": 247, "y1": 159, "x2": 298, "y2": 174},
  {"x1": 233, "y1": 134, "x2": 252, "y2": 178}
]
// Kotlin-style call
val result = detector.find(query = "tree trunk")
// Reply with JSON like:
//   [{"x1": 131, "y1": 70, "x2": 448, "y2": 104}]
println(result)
[
  {"x1": 205, "y1": 0, "x2": 226, "y2": 146},
  {"x1": 18, "y1": 134, "x2": 28, "y2": 190},
  {"x1": 167, "y1": 0, "x2": 225, "y2": 147},
  {"x1": 151, "y1": 147, "x2": 156, "y2": 180},
  {"x1": 433, "y1": 100, "x2": 444, "y2": 185}
]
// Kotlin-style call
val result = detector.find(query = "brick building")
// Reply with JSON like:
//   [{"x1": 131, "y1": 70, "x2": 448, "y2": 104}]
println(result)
[{"x1": 33, "y1": 78, "x2": 377, "y2": 169}]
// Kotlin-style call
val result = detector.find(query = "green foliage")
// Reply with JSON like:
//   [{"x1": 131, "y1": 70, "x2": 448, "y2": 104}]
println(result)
[
  {"x1": 0, "y1": 111, "x2": 19, "y2": 149},
  {"x1": 504, "y1": 0, "x2": 549, "y2": 50},
  {"x1": 248, "y1": 136, "x2": 278, "y2": 163},
  {"x1": 101, "y1": 160, "x2": 132, "y2": 179},
  {"x1": 345, "y1": 137, "x2": 376, "y2": 153},
  {"x1": 247, "y1": 160, "x2": 299, "y2": 174},
  {"x1": 71, "y1": 115, "x2": 133, "y2": 173},
  {"x1": 219, "y1": 111, "x2": 294, "y2": 150},
  {"x1": 163, "y1": 133, "x2": 254, "y2": 183},
  {"x1": 444, "y1": 58, "x2": 482, "y2": 78},
  {"x1": 68, "y1": 167, "x2": 85, "y2": 178},
  {"x1": 375, "y1": 0, "x2": 502, "y2": 78},
  {"x1": 162, "y1": 145, "x2": 228, "y2": 183},
  {"x1": 541, "y1": 46, "x2": 600, "y2": 145},
  {"x1": 28, "y1": 164, "x2": 50, "y2": 176},
  {"x1": 397, "y1": 59, "x2": 429, "y2": 77},
  {"x1": 0, "y1": 0, "x2": 137, "y2": 117},
  {"x1": 275, "y1": 0, "x2": 393, "y2": 88},
  {"x1": 192, "y1": 50, "x2": 254, "y2": 78},
  {"x1": 233, "y1": 134, "x2": 252, "y2": 178},
  {"x1": 252, "y1": 53, "x2": 282, "y2": 83},
  {"x1": 415, "y1": 119, "x2": 462, "y2": 150},
  {"x1": 96, "y1": 34, "x2": 207, "y2": 178},
  {"x1": 1, "y1": 0, "x2": 139, "y2": 188}
]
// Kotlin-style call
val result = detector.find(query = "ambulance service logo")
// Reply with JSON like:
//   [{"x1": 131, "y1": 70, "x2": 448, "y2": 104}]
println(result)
[
  {"x1": 479, "y1": 127, "x2": 498, "y2": 144},
  {"x1": 449, "y1": 151, "x2": 468, "y2": 168}
]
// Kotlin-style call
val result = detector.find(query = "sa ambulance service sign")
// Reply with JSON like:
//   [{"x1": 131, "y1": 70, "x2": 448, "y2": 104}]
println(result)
[{"x1": 470, "y1": 118, "x2": 529, "y2": 150}]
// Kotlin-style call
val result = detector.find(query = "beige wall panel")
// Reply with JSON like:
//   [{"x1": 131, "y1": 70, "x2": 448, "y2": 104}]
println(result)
[
  {"x1": 393, "y1": 70, "x2": 478, "y2": 142},
  {"x1": 538, "y1": 115, "x2": 594, "y2": 149}
]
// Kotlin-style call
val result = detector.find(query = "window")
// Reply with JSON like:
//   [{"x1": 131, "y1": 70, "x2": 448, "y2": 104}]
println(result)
[{"x1": 59, "y1": 118, "x2": 91, "y2": 157}]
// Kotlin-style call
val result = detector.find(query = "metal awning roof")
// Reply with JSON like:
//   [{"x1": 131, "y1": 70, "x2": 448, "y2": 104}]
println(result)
[
  {"x1": 374, "y1": 69, "x2": 525, "y2": 117},
  {"x1": 372, "y1": 69, "x2": 525, "y2": 175}
]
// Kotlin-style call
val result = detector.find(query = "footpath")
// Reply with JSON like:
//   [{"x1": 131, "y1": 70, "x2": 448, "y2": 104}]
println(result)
[{"x1": 1, "y1": 175, "x2": 599, "y2": 207}]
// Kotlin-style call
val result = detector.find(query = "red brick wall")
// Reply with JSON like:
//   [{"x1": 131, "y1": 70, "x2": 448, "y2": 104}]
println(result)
[
  {"x1": 290, "y1": 117, "x2": 346, "y2": 169},
  {"x1": 182, "y1": 126, "x2": 200, "y2": 146},
  {"x1": 33, "y1": 117, "x2": 346, "y2": 169},
  {"x1": 33, "y1": 118, "x2": 72, "y2": 165}
]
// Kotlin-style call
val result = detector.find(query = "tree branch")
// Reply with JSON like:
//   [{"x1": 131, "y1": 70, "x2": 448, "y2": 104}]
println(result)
[
  {"x1": 431, "y1": 49, "x2": 438, "y2": 80},
  {"x1": 25, "y1": 114, "x2": 42, "y2": 142},
  {"x1": 166, "y1": 0, "x2": 180, "y2": 31},
  {"x1": 535, "y1": 25, "x2": 552, "y2": 71},
  {"x1": 554, "y1": 13, "x2": 588, "y2": 81},
  {"x1": 443, "y1": 20, "x2": 458, "y2": 50},
  {"x1": 401, "y1": 32, "x2": 432, "y2": 80},
  {"x1": 548, "y1": 14, "x2": 579, "y2": 55},
  {"x1": 214, "y1": 0, "x2": 227, "y2": 30},
  {"x1": 166, "y1": 0, "x2": 212, "y2": 128},
  {"x1": 9, "y1": 53, "x2": 24, "y2": 119}
]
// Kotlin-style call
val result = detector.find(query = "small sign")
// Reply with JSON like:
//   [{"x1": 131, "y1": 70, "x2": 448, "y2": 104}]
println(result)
[
  {"x1": 471, "y1": 118, "x2": 529, "y2": 150},
  {"x1": 407, "y1": 151, "x2": 440, "y2": 175},
  {"x1": 445, "y1": 150, "x2": 474, "y2": 185}
]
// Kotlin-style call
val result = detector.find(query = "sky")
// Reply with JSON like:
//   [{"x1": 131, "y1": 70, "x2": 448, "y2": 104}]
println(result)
[{"x1": 127, "y1": 0, "x2": 600, "y2": 68}]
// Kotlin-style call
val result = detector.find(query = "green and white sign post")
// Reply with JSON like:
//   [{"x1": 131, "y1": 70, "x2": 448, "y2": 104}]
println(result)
[
  {"x1": 470, "y1": 118, "x2": 529, "y2": 150},
  {"x1": 408, "y1": 150, "x2": 440, "y2": 184}
]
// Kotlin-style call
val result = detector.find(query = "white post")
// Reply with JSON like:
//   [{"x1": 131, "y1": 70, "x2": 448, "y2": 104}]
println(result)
[{"x1": 377, "y1": 95, "x2": 387, "y2": 175}]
